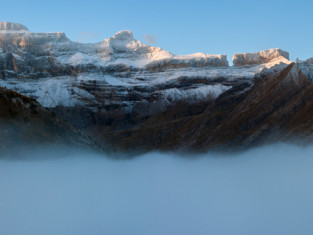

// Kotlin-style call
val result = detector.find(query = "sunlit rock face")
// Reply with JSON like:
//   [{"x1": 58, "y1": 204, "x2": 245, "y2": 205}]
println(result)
[
  {"x1": 0, "y1": 26, "x2": 228, "y2": 79},
  {"x1": 0, "y1": 22, "x2": 29, "y2": 31},
  {"x1": 2, "y1": 23, "x2": 313, "y2": 152},
  {"x1": 233, "y1": 48, "x2": 289, "y2": 66}
]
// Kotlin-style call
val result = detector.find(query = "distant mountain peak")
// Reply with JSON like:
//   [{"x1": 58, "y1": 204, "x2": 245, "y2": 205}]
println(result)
[
  {"x1": 0, "y1": 21, "x2": 29, "y2": 31},
  {"x1": 112, "y1": 30, "x2": 134, "y2": 41}
]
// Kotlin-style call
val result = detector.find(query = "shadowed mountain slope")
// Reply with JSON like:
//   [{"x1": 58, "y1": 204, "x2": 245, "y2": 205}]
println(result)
[{"x1": 0, "y1": 87, "x2": 98, "y2": 155}]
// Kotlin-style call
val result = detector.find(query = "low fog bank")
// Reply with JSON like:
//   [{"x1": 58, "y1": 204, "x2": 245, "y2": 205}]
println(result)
[
  {"x1": 0, "y1": 144, "x2": 102, "y2": 160},
  {"x1": 1, "y1": 144, "x2": 313, "y2": 235}
]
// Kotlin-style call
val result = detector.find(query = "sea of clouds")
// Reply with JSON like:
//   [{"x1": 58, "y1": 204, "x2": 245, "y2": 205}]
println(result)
[{"x1": 1, "y1": 144, "x2": 313, "y2": 235}]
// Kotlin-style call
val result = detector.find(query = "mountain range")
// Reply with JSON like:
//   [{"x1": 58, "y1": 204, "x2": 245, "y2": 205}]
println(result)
[{"x1": 1, "y1": 21, "x2": 313, "y2": 154}]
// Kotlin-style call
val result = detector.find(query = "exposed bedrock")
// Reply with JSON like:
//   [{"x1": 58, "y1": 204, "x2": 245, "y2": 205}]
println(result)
[
  {"x1": 0, "y1": 23, "x2": 229, "y2": 78},
  {"x1": 233, "y1": 48, "x2": 289, "y2": 66},
  {"x1": 1, "y1": 22, "x2": 313, "y2": 153},
  {"x1": 0, "y1": 87, "x2": 99, "y2": 154},
  {"x1": 0, "y1": 22, "x2": 29, "y2": 31},
  {"x1": 93, "y1": 63, "x2": 313, "y2": 152}
]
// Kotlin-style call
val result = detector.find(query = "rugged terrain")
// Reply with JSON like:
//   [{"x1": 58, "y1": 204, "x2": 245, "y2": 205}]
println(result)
[
  {"x1": 0, "y1": 86, "x2": 97, "y2": 155},
  {"x1": 1, "y1": 21, "x2": 313, "y2": 153}
]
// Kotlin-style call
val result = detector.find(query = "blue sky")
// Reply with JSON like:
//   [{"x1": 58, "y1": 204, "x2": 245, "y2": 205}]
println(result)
[{"x1": 2, "y1": 0, "x2": 312, "y2": 62}]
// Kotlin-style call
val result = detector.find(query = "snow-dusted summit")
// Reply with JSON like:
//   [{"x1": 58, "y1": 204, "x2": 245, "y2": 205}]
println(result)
[
  {"x1": 96, "y1": 30, "x2": 174, "y2": 65},
  {"x1": 233, "y1": 48, "x2": 289, "y2": 66},
  {"x1": 0, "y1": 22, "x2": 295, "y2": 113},
  {"x1": 0, "y1": 22, "x2": 29, "y2": 31},
  {"x1": 0, "y1": 23, "x2": 228, "y2": 74}
]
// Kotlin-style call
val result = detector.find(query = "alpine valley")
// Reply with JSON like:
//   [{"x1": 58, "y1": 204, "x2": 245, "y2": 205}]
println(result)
[{"x1": 1, "y1": 21, "x2": 313, "y2": 154}]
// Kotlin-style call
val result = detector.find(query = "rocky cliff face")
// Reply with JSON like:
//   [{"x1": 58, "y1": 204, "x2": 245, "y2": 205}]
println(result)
[
  {"x1": 0, "y1": 23, "x2": 227, "y2": 79},
  {"x1": 233, "y1": 48, "x2": 289, "y2": 66},
  {"x1": 100, "y1": 62, "x2": 313, "y2": 152},
  {"x1": 0, "y1": 86, "x2": 98, "y2": 155},
  {"x1": 0, "y1": 22, "x2": 29, "y2": 31},
  {"x1": 0, "y1": 22, "x2": 312, "y2": 153}
]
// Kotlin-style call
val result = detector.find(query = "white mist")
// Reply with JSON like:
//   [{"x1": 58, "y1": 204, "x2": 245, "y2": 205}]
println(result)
[{"x1": 1, "y1": 144, "x2": 313, "y2": 235}]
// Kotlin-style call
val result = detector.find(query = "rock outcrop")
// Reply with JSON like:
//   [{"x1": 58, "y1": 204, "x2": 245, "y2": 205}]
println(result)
[
  {"x1": 233, "y1": 48, "x2": 289, "y2": 66},
  {"x1": 0, "y1": 22, "x2": 29, "y2": 31}
]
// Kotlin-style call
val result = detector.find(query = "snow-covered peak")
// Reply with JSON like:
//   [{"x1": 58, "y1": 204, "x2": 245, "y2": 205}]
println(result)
[
  {"x1": 0, "y1": 23, "x2": 293, "y2": 73},
  {"x1": 96, "y1": 31, "x2": 229, "y2": 67},
  {"x1": 233, "y1": 48, "x2": 290, "y2": 66},
  {"x1": 0, "y1": 22, "x2": 29, "y2": 31},
  {"x1": 112, "y1": 30, "x2": 134, "y2": 40},
  {"x1": 97, "y1": 30, "x2": 173, "y2": 62}
]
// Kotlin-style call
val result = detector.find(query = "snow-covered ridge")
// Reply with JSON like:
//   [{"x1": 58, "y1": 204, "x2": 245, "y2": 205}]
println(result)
[
  {"x1": 233, "y1": 48, "x2": 289, "y2": 66},
  {"x1": 0, "y1": 23, "x2": 293, "y2": 72},
  {"x1": 0, "y1": 22, "x2": 298, "y2": 111},
  {"x1": 0, "y1": 23, "x2": 228, "y2": 70},
  {"x1": 0, "y1": 31, "x2": 68, "y2": 46},
  {"x1": 0, "y1": 22, "x2": 29, "y2": 31},
  {"x1": 96, "y1": 30, "x2": 228, "y2": 68},
  {"x1": 97, "y1": 30, "x2": 173, "y2": 61},
  {"x1": 145, "y1": 53, "x2": 228, "y2": 70}
]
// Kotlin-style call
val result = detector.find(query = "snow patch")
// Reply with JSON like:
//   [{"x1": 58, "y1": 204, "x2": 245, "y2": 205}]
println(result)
[
  {"x1": 112, "y1": 30, "x2": 134, "y2": 40},
  {"x1": 0, "y1": 78, "x2": 76, "y2": 107},
  {"x1": 57, "y1": 52, "x2": 108, "y2": 66},
  {"x1": 32, "y1": 79, "x2": 75, "y2": 107},
  {"x1": 163, "y1": 85, "x2": 231, "y2": 102}
]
